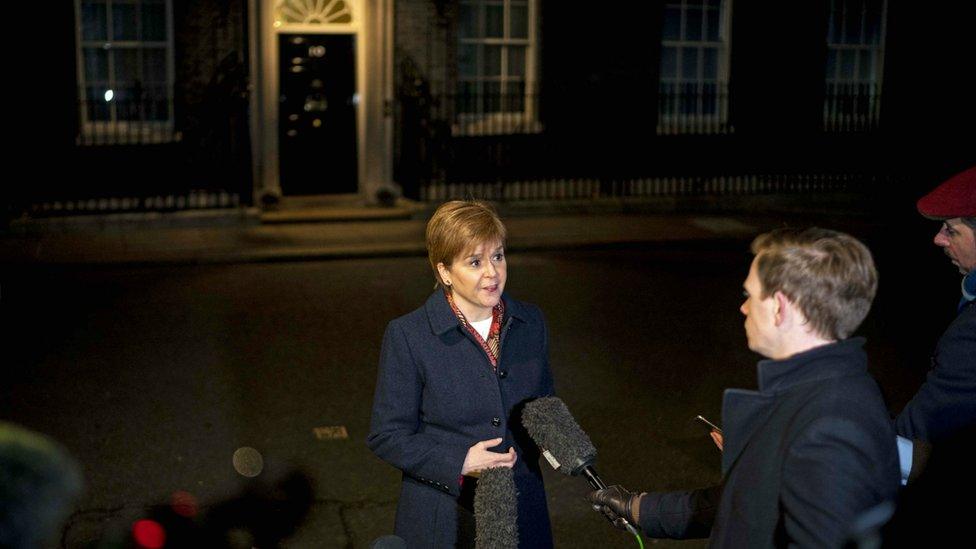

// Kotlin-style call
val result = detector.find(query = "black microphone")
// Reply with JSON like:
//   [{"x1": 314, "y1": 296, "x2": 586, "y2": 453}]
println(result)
[
  {"x1": 474, "y1": 467, "x2": 519, "y2": 549},
  {"x1": 521, "y1": 396, "x2": 640, "y2": 536}
]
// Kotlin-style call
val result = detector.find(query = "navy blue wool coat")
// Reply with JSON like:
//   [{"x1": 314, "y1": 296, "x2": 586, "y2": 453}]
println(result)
[
  {"x1": 367, "y1": 292, "x2": 556, "y2": 548},
  {"x1": 896, "y1": 299, "x2": 976, "y2": 443}
]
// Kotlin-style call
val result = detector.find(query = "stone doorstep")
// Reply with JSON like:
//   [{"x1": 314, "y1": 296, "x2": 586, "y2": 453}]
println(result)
[{"x1": 259, "y1": 195, "x2": 427, "y2": 224}]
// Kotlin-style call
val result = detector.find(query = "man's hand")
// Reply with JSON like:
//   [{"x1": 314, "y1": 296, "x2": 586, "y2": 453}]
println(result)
[
  {"x1": 710, "y1": 430, "x2": 724, "y2": 451},
  {"x1": 586, "y1": 485, "x2": 643, "y2": 531}
]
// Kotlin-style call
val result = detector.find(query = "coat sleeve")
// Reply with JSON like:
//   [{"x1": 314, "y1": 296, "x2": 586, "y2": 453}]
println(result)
[
  {"x1": 895, "y1": 308, "x2": 976, "y2": 442},
  {"x1": 780, "y1": 415, "x2": 898, "y2": 548},
  {"x1": 366, "y1": 321, "x2": 470, "y2": 496},
  {"x1": 637, "y1": 484, "x2": 720, "y2": 539}
]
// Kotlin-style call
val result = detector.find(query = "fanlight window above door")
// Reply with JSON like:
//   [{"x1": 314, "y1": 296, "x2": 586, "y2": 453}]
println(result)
[{"x1": 275, "y1": 0, "x2": 353, "y2": 25}]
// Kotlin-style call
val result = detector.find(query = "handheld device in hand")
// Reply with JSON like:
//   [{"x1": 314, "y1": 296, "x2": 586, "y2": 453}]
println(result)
[{"x1": 695, "y1": 415, "x2": 722, "y2": 435}]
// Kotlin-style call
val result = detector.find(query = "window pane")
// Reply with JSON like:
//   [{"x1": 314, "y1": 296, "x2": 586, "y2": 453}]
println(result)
[
  {"x1": 459, "y1": 43, "x2": 478, "y2": 77},
  {"x1": 87, "y1": 86, "x2": 111, "y2": 120},
  {"x1": 659, "y1": 81, "x2": 676, "y2": 115},
  {"x1": 839, "y1": 49, "x2": 856, "y2": 79},
  {"x1": 147, "y1": 96, "x2": 168, "y2": 121},
  {"x1": 484, "y1": 45, "x2": 502, "y2": 76},
  {"x1": 115, "y1": 49, "x2": 140, "y2": 87},
  {"x1": 701, "y1": 82, "x2": 717, "y2": 114},
  {"x1": 843, "y1": 0, "x2": 863, "y2": 44},
  {"x1": 660, "y1": 46, "x2": 677, "y2": 78},
  {"x1": 144, "y1": 48, "x2": 167, "y2": 84},
  {"x1": 825, "y1": 49, "x2": 837, "y2": 80},
  {"x1": 484, "y1": 81, "x2": 501, "y2": 113},
  {"x1": 866, "y1": 0, "x2": 885, "y2": 15},
  {"x1": 706, "y1": 7, "x2": 720, "y2": 41},
  {"x1": 505, "y1": 81, "x2": 525, "y2": 112},
  {"x1": 686, "y1": 8, "x2": 703, "y2": 41},
  {"x1": 84, "y1": 47, "x2": 108, "y2": 82},
  {"x1": 662, "y1": 7, "x2": 681, "y2": 40},
  {"x1": 702, "y1": 47, "x2": 717, "y2": 80},
  {"x1": 681, "y1": 47, "x2": 699, "y2": 80},
  {"x1": 679, "y1": 82, "x2": 698, "y2": 114},
  {"x1": 486, "y1": 5, "x2": 503, "y2": 38},
  {"x1": 508, "y1": 46, "x2": 526, "y2": 77},
  {"x1": 510, "y1": 4, "x2": 528, "y2": 39},
  {"x1": 458, "y1": 80, "x2": 479, "y2": 113},
  {"x1": 142, "y1": 0, "x2": 167, "y2": 41},
  {"x1": 707, "y1": 0, "x2": 721, "y2": 8},
  {"x1": 864, "y1": 1, "x2": 883, "y2": 44},
  {"x1": 828, "y1": 0, "x2": 842, "y2": 43},
  {"x1": 459, "y1": 4, "x2": 478, "y2": 39},
  {"x1": 858, "y1": 49, "x2": 875, "y2": 81},
  {"x1": 117, "y1": 85, "x2": 142, "y2": 120},
  {"x1": 113, "y1": 1, "x2": 139, "y2": 41},
  {"x1": 81, "y1": 1, "x2": 107, "y2": 41},
  {"x1": 147, "y1": 91, "x2": 165, "y2": 120}
]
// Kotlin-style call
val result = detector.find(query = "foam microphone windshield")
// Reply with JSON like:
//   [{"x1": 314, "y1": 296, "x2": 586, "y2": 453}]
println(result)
[
  {"x1": 474, "y1": 467, "x2": 519, "y2": 549},
  {"x1": 521, "y1": 397, "x2": 642, "y2": 537},
  {"x1": 521, "y1": 396, "x2": 598, "y2": 477}
]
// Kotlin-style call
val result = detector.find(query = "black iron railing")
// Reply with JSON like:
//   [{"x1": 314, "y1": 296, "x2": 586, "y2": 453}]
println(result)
[
  {"x1": 823, "y1": 82, "x2": 882, "y2": 132},
  {"x1": 449, "y1": 90, "x2": 543, "y2": 136},
  {"x1": 16, "y1": 191, "x2": 242, "y2": 218},
  {"x1": 420, "y1": 173, "x2": 894, "y2": 203},
  {"x1": 656, "y1": 81, "x2": 733, "y2": 135},
  {"x1": 77, "y1": 95, "x2": 177, "y2": 146}
]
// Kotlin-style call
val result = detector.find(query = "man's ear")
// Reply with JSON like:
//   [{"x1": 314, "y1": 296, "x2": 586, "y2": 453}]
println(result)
[{"x1": 773, "y1": 291, "x2": 792, "y2": 327}]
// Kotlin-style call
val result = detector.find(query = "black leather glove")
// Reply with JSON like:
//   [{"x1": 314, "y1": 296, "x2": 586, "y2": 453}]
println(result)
[{"x1": 586, "y1": 485, "x2": 643, "y2": 531}]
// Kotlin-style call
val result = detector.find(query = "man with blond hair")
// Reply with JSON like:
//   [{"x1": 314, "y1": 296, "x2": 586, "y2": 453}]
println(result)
[{"x1": 588, "y1": 228, "x2": 900, "y2": 548}]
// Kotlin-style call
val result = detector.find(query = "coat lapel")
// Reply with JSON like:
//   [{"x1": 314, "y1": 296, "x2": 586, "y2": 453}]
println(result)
[
  {"x1": 720, "y1": 339, "x2": 868, "y2": 476},
  {"x1": 720, "y1": 388, "x2": 777, "y2": 476}
]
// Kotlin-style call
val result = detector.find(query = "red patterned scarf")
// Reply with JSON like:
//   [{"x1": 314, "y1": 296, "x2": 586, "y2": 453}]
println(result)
[{"x1": 445, "y1": 291, "x2": 505, "y2": 369}]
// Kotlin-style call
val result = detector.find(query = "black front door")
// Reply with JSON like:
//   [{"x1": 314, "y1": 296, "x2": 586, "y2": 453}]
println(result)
[{"x1": 278, "y1": 34, "x2": 358, "y2": 195}]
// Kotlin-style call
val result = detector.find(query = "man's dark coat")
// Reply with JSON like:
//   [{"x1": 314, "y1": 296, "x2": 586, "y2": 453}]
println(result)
[
  {"x1": 896, "y1": 298, "x2": 976, "y2": 443},
  {"x1": 637, "y1": 339, "x2": 900, "y2": 548}
]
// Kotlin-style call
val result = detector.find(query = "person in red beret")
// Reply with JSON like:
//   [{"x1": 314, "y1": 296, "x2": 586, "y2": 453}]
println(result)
[{"x1": 895, "y1": 165, "x2": 976, "y2": 480}]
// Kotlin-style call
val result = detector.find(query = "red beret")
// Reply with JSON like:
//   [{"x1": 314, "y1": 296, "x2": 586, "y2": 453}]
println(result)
[{"x1": 917, "y1": 166, "x2": 976, "y2": 219}]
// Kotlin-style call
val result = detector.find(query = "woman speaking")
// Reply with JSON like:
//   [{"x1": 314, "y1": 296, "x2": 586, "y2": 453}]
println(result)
[{"x1": 368, "y1": 200, "x2": 555, "y2": 547}]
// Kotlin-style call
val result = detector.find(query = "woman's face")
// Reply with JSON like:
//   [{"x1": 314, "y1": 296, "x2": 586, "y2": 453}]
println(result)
[{"x1": 438, "y1": 239, "x2": 506, "y2": 322}]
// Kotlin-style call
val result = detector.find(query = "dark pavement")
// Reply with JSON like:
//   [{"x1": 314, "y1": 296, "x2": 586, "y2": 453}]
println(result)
[
  {"x1": 2, "y1": 209, "x2": 767, "y2": 266},
  {"x1": 0, "y1": 206, "x2": 956, "y2": 547}
]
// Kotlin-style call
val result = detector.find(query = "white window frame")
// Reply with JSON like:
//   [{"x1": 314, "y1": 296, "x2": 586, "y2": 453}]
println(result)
[
  {"x1": 455, "y1": 0, "x2": 540, "y2": 136},
  {"x1": 657, "y1": 0, "x2": 732, "y2": 134},
  {"x1": 74, "y1": 0, "x2": 178, "y2": 144},
  {"x1": 824, "y1": 0, "x2": 887, "y2": 130}
]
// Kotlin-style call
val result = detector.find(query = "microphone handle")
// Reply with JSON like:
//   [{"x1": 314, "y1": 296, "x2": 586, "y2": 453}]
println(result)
[
  {"x1": 583, "y1": 466, "x2": 640, "y2": 537},
  {"x1": 582, "y1": 465, "x2": 607, "y2": 490}
]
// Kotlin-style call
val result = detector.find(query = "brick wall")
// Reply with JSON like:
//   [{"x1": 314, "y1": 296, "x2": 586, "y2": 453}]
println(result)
[
  {"x1": 395, "y1": 0, "x2": 455, "y2": 93},
  {"x1": 172, "y1": 0, "x2": 251, "y2": 195},
  {"x1": 173, "y1": 0, "x2": 248, "y2": 108}
]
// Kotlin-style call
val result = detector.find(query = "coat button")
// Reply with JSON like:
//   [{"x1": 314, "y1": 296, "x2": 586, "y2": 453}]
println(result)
[
  {"x1": 498, "y1": 370, "x2": 508, "y2": 378},
  {"x1": 491, "y1": 417, "x2": 501, "y2": 427}
]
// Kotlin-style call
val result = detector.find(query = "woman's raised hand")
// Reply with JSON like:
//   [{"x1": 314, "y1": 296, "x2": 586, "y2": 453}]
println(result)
[{"x1": 461, "y1": 437, "x2": 517, "y2": 475}]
